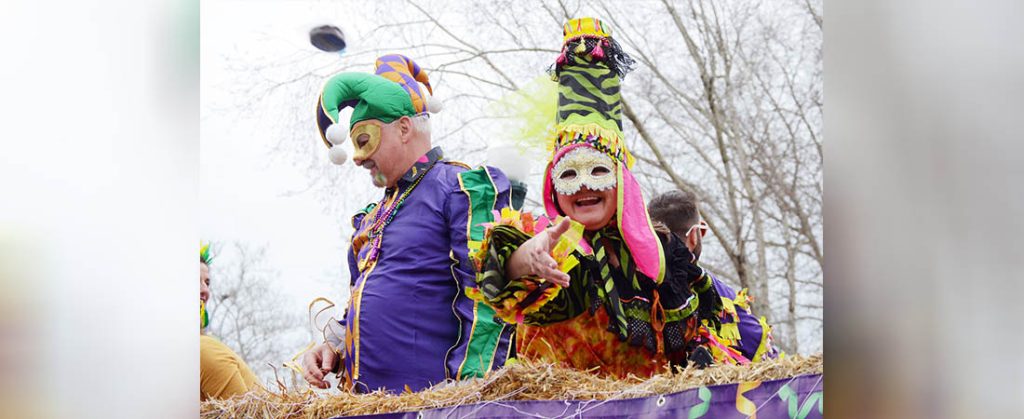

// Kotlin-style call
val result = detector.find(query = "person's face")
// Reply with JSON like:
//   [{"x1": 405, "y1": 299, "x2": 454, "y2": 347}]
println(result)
[
  {"x1": 352, "y1": 118, "x2": 409, "y2": 188},
  {"x1": 200, "y1": 263, "x2": 210, "y2": 304},
  {"x1": 556, "y1": 185, "x2": 617, "y2": 231}
]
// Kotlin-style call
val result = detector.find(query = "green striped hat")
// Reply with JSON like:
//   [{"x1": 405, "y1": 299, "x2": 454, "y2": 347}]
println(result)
[{"x1": 542, "y1": 17, "x2": 665, "y2": 285}]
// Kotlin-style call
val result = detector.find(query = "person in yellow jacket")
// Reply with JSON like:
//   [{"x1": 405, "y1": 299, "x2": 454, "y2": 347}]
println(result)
[{"x1": 199, "y1": 244, "x2": 262, "y2": 401}]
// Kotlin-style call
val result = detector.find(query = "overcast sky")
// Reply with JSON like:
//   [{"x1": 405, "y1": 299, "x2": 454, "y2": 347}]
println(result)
[
  {"x1": 201, "y1": 0, "x2": 362, "y2": 329},
  {"x1": 200, "y1": 0, "x2": 550, "y2": 334}
]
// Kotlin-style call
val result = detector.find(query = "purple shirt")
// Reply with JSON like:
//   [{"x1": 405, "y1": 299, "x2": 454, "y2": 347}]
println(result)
[
  {"x1": 711, "y1": 275, "x2": 778, "y2": 361},
  {"x1": 339, "y1": 147, "x2": 514, "y2": 393}
]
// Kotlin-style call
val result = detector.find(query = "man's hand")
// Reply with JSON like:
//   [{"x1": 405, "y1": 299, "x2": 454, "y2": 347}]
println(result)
[
  {"x1": 506, "y1": 217, "x2": 573, "y2": 286},
  {"x1": 301, "y1": 342, "x2": 340, "y2": 389}
]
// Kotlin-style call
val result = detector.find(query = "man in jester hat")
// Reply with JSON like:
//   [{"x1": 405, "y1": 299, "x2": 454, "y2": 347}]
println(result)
[
  {"x1": 199, "y1": 243, "x2": 262, "y2": 401},
  {"x1": 300, "y1": 54, "x2": 516, "y2": 393},
  {"x1": 468, "y1": 17, "x2": 727, "y2": 377}
]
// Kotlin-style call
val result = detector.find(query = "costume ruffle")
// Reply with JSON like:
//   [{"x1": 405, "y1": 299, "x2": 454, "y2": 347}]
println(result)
[{"x1": 467, "y1": 209, "x2": 591, "y2": 325}]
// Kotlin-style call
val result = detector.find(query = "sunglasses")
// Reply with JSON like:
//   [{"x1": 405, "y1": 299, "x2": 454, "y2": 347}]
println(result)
[{"x1": 684, "y1": 220, "x2": 709, "y2": 238}]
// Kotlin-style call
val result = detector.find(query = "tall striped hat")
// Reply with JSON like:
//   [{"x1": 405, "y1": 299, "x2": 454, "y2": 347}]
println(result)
[
  {"x1": 548, "y1": 17, "x2": 636, "y2": 168},
  {"x1": 542, "y1": 17, "x2": 665, "y2": 284}
]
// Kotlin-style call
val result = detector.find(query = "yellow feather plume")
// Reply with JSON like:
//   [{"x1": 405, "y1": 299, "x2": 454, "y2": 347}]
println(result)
[{"x1": 485, "y1": 75, "x2": 560, "y2": 156}]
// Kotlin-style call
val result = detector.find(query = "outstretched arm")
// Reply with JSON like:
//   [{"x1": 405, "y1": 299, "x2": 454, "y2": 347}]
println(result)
[
  {"x1": 471, "y1": 214, "x2": 591, "y2": 326},
  {"x1": 505, "y1": 217, "x2": 573, "y2": 286}
]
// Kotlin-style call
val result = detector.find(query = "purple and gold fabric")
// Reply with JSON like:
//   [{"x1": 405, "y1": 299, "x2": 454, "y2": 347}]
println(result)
[{"x1": 336, "y1": 146, "x2": 515, "y2": 394}]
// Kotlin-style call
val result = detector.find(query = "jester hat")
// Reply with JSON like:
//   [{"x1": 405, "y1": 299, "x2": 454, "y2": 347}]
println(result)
[
  {"x1": 541, "y1": 17, "x2": 665, "y2": 284},
  {"x1": 315, "y1": 54, "x2": 441, "y2": 165}
]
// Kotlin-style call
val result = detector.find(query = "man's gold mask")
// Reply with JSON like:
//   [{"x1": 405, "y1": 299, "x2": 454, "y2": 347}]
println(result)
[{"x1": 350, "y1": 120, "x2": 384, "y2": 161}]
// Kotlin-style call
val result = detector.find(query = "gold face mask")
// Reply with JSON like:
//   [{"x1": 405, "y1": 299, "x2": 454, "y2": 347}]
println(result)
[
  {"x1": 350, "y1": 120, "x2": 384, "y2": 161},
  {"x1": 552, "y1": 146, "x2": 617, "y2": 195}
]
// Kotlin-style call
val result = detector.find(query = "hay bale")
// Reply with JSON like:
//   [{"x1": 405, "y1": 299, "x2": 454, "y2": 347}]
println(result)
[{"x1": 201, "y1": 353, "x2": 823, "y2": 418}]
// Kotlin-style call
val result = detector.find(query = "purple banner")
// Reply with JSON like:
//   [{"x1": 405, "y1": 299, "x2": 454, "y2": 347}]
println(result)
[{"x1": 334, "y1": 373, "x2": 823, "y2": 418}]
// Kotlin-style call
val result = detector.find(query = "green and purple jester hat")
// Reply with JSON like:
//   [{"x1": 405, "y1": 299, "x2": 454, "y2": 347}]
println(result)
[{"x1": 315, "y1": 54, "x2": 442, "y2": 165}]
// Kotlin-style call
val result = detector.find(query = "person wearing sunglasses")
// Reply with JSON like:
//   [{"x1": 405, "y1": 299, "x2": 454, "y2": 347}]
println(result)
[{"x1": 648, "y1": 189, "x2": 780, "y2": 364}]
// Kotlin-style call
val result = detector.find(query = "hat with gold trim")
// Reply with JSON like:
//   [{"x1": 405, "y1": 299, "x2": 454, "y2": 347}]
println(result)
[{"x1": 541, "y1": 17, "x2": 665, "y2": 284}]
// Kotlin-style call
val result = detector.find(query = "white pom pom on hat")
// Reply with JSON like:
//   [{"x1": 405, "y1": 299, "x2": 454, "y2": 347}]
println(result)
[
  {"x1": 486, "y1": 143, "x2": 531, "y2": 182},
  {"x1": 425, "y1": 95, "x2": 443, "y2": 114},
  {"x1": 325, "y1": 123, "x2": 347, "y2": 146},
  {"x1": 328, "y1": 145, "x2": 348, "y2": 165}
]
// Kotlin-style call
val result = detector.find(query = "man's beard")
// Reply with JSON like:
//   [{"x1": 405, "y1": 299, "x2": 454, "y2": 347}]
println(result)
[{"x1": 371, "y1": 171, "x2": 388, "y2": 187}]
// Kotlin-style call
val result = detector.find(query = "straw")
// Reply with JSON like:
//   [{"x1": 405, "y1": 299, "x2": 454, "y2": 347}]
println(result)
[{"x1": 201, "y1": 353, "x2": 822, "y2": 418}]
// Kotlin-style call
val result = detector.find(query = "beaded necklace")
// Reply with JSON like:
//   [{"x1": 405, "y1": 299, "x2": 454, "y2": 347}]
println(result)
[{"x1": 360, "y1": 159, "x2": 439, "y2": 269}]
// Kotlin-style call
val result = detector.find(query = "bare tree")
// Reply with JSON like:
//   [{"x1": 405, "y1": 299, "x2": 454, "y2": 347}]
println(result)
[
  {"x1": 599, "y1": 0, "x2": 823, "y2": 353},
  {"x1": 204, "y1": 242, "x2": 303, "y2": 385}
]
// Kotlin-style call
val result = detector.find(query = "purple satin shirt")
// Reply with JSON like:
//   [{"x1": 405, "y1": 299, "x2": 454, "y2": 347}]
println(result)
[
  {"x1": 338, "y1": 147, "x2": 514, "y2": 393},
  {"x1": 711, "y1": 274, "x2": 779, "y2": 361}
]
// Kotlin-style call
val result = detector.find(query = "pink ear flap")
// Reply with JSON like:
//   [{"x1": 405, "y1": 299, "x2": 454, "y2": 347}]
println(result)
[
  {"x1": 542, "y1": 161, "x2": 560, "y2": 217},
  {"x1": 616, "y1": 165, "x2": 666, "y2": 283},
  {"x1": 543, "y1": 144, "x2": 582, "y2": 218}
]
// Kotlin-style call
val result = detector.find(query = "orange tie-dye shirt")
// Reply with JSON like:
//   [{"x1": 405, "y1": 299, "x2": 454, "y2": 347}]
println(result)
[{"x1": 516, "y1": 307, "x2": 685, "y2": 378}]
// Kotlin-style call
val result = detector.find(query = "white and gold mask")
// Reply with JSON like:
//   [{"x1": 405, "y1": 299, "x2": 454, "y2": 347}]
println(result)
[{"x1": 551, "y1": 146, "x2": 617, "y2": 195}]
